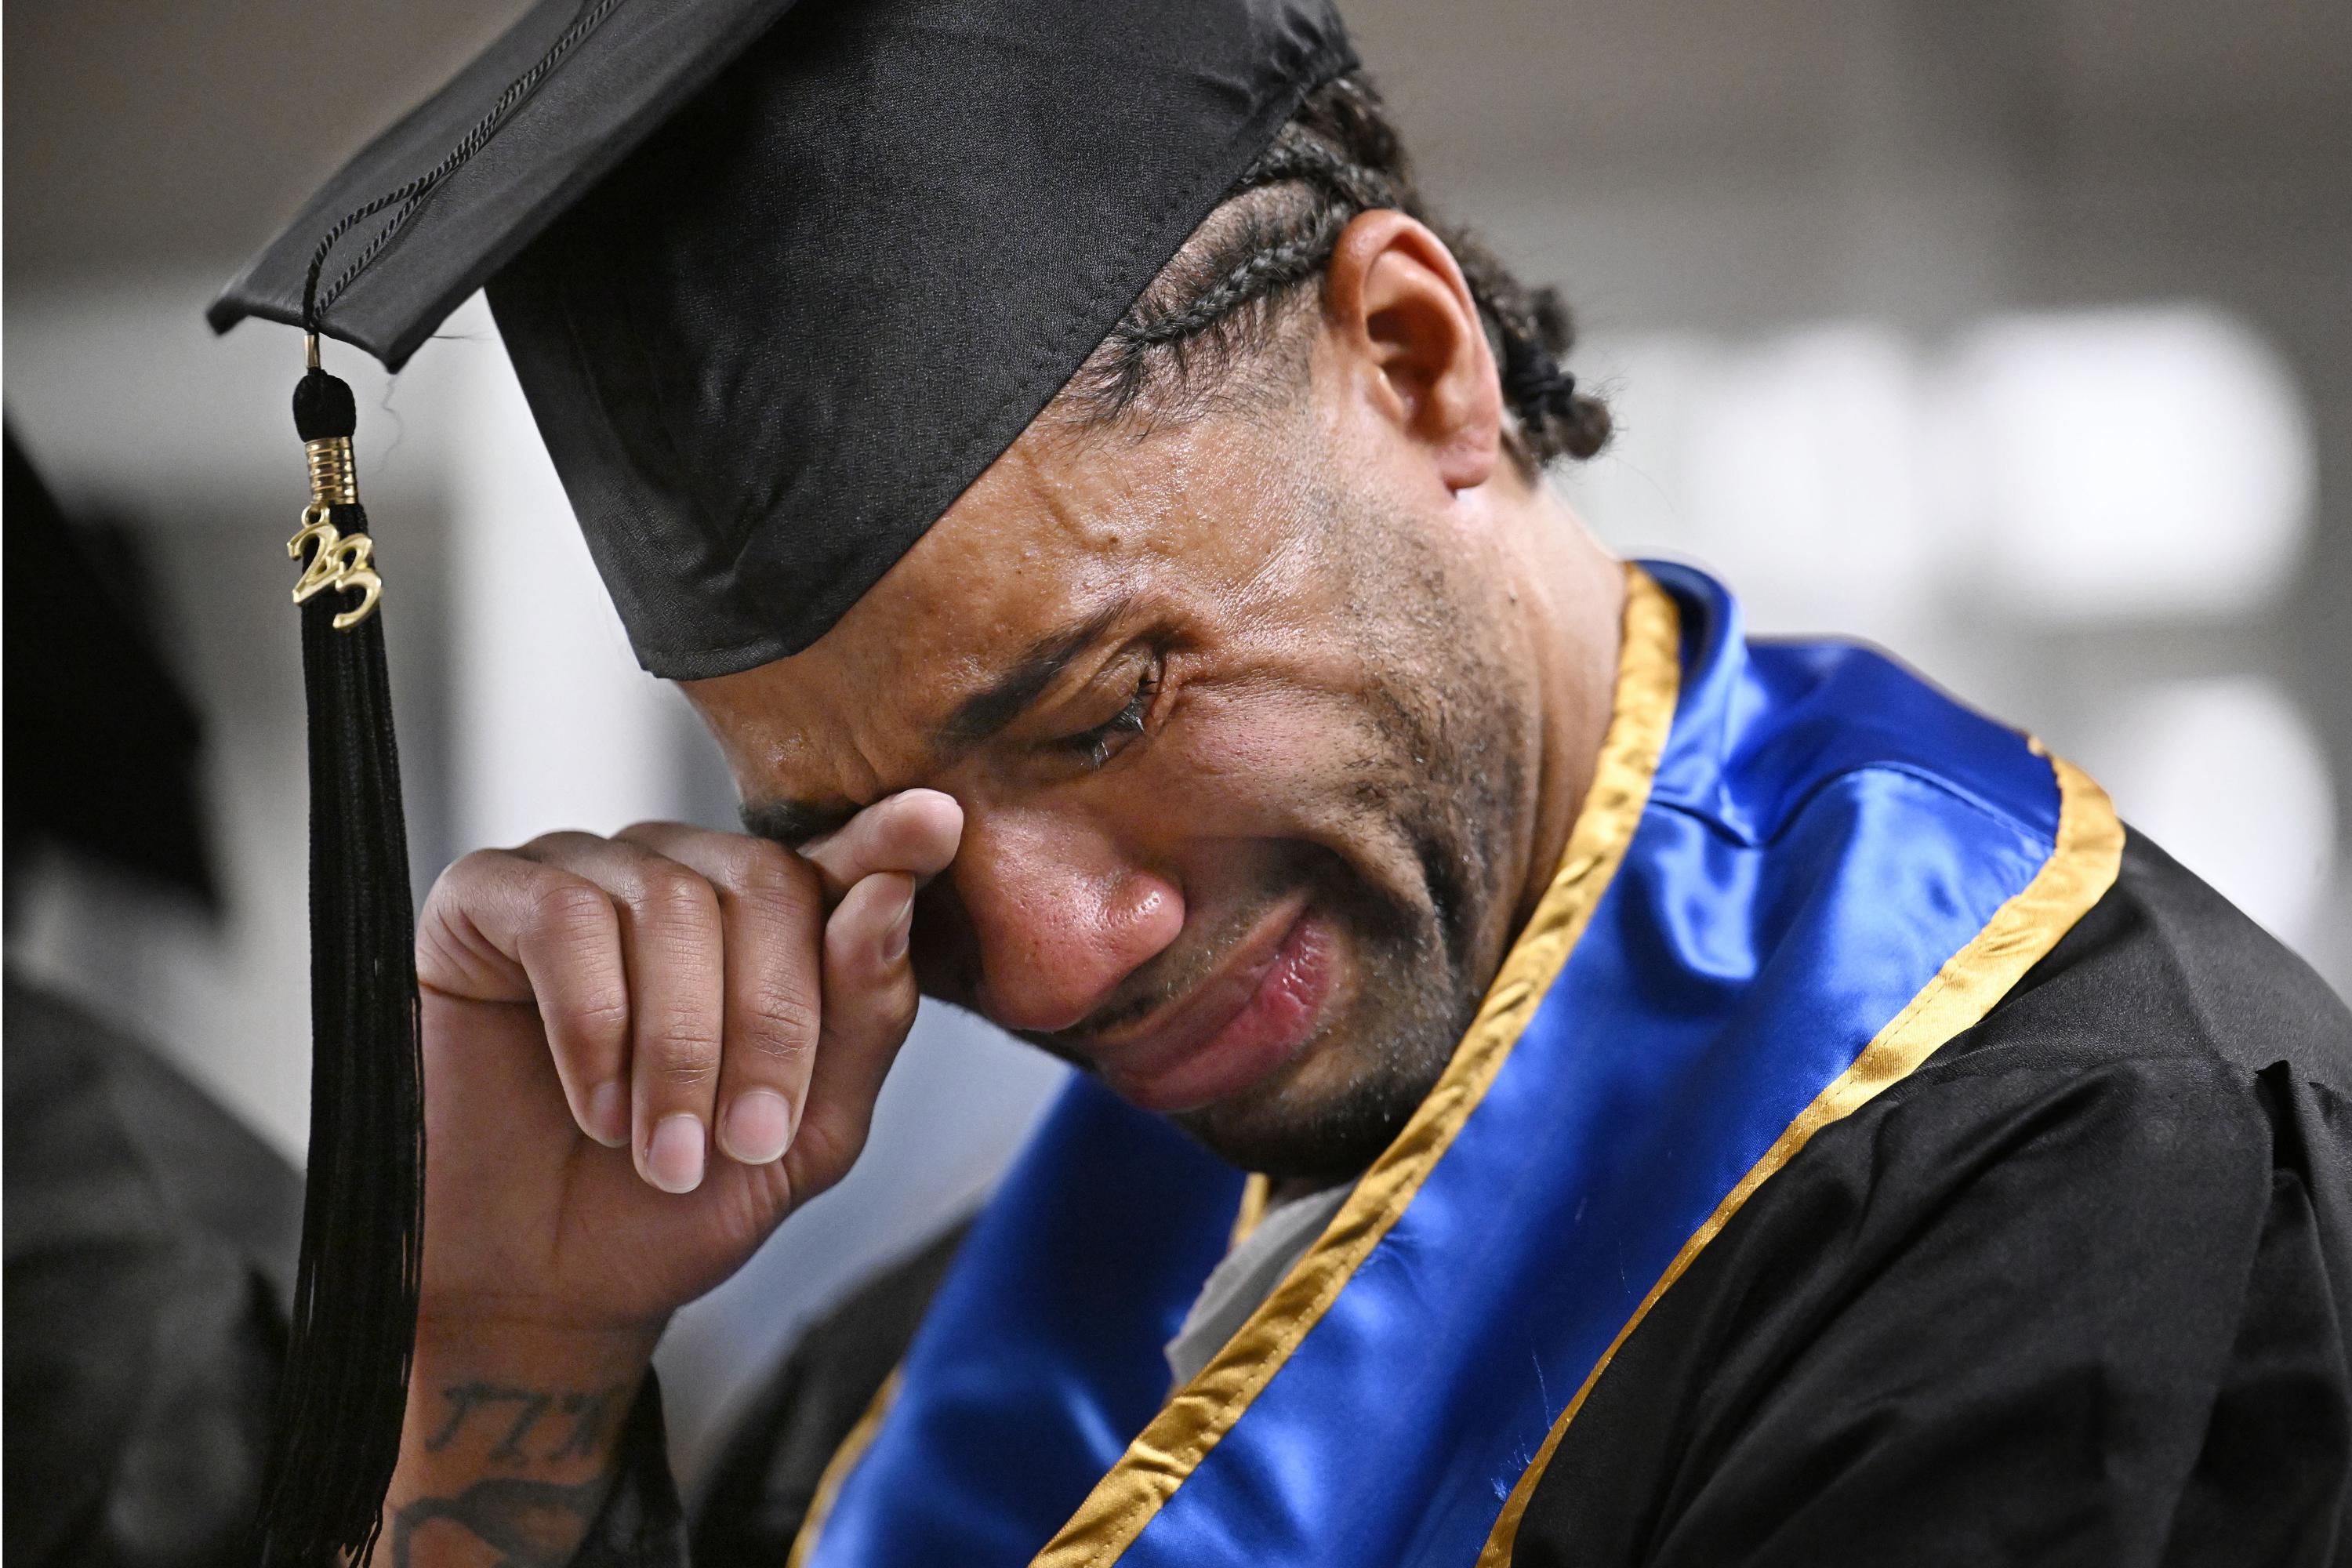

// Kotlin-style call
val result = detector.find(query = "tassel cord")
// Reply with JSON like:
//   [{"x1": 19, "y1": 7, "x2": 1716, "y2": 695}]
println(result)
[{"x1": 259, "y1": 374, "x2": 426, "y2": 1567}]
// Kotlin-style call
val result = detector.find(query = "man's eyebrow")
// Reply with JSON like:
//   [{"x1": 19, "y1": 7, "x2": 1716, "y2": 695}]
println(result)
[
  {"x1": 738, "y1": 601, "x2": 1138, "y2": 847},
  {"x1": 938, "y1": 598, "x2": 1134, "y2": 749},
  {"x1": 739, "y1": 797, "x2": 861, "y2": 851}
]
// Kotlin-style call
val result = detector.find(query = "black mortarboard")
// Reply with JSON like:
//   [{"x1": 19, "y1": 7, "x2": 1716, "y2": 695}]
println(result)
[
  {"x1": 209, "y1": 0, "x2": 1352, "y2": 1559},
  {"x1": 217, "y1": 0, "x2": 1355, "y2": 675}
]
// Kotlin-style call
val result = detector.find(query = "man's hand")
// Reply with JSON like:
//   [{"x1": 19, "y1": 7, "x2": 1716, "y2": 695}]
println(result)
[{"x1": 384, "y1": 789, "x2": 961, "y2": 1562}]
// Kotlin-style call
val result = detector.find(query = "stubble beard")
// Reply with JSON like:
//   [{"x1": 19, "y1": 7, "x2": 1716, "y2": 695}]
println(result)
[{"x1": 1169, "y1": 490, "x2": 1535, "y2": 1185}]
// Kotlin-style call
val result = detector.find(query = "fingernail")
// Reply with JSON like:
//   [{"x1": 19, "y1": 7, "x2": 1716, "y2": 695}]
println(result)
[
  {"x1": 645, "y1": 1114, "x2": 706, "y2": 1194},
  {"x1": 720, "y1": 1091, "x2": 794, "y2": 1165},
  {"x1": 586, "y1": 1082, "x2": 630, "y2": 1148},
  {"x1": 880, "y1": 895, "x2": 915, "y2": 964}
]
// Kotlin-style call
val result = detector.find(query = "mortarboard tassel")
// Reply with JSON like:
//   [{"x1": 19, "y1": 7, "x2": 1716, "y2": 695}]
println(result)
[
  {"x1": 257, "y1": 337, "x2": 425, "y2": 1567},
  {"x1": 248, "y1": 13, "x2": 631, "y2": 1559}
]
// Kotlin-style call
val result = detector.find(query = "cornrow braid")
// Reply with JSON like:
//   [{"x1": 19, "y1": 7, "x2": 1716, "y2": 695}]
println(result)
[
  {"x1": 1114, "y1": 205, "x2": 1352, "y2": 361},
  {"x1": 1071, "y1": 71, "x2": 1610, "y2": 470}
]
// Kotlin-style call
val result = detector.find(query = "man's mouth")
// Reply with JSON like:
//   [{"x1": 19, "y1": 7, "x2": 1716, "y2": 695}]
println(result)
[{"x1": 1080, "y1": 895, "x2": 1338, "y2": 1114}]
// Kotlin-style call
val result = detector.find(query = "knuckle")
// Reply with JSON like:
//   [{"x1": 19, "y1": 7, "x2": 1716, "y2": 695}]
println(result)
[
  {"x1": 632, "y1": 866, "x2": 718, "y2": 927},
  {"x1": 528, "y1": 876, "x2": 618, "y2": 940},
  {"x1": 818, "y1": 966, "x2": 919, "y2": 1054},
  {"x1": 517, "y1": 829, "x2": 601, "y2": 859},
  {"x1": 547, "y1": 989, "x2": 631, "y2": 1046},
  {"x1": 882, "y1": 982, "x2": 920, "y2": 1038},
  {"x1": 648, "y1": 1038, "x2": 720, "y2": 1089},
  {"x1": 711, "y1": 839, "x2": 820, "y2": 922},
  {"x1": 737, "y1": 980, "x2": 821, "y2": 1058},
  {"x1": 741, "y1": 1032, "x2": 818, "y2": 1072},
  {"x1": 439, "y1": 845, "x2": 507, "y2": 884},
  {"x1": 737, "y1": 877, "x2": 822, "y2": 940},
  {"x1": 412, "y1": 916, "x2": 469, "y2": 984},
  {"x1": 822, "y1": 907, "x2": 902, "y2": 977},
  {"x1": 786, "y1": 1112, "x2": 864, "y2": 1185},
  {"x1": 426, "y1": 848, "x2": 512, "y2": 909},
  {"x1": 644, "y1": 1003, "x2": 722, "y2": 1069},
  {"x1": 725, "y1": 837, "x2": 812, "y2": 895}
]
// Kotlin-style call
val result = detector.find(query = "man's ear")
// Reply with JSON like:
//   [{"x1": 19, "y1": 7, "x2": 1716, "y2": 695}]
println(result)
[{"x1": 1321, "y1": 209, "x2": 1503, "y2": 493}]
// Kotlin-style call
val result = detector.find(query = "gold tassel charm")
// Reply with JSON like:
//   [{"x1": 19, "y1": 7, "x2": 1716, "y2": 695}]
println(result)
[
  {"x1": 288, "y1": 507, "x2": 382, "y2": 630},
  {"x1": 287, "y1": 336, "x2": 383, "y2": 630}
]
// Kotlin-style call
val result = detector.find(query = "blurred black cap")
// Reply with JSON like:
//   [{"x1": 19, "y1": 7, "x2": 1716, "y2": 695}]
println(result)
[{"x1": 4, "y1": 427, "x2": 218, "y2": 909}]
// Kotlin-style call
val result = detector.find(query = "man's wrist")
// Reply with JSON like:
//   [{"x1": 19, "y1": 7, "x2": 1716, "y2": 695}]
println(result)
[{"x1": 383, "y1": 1317, "x2": 663, "y2": 1567}]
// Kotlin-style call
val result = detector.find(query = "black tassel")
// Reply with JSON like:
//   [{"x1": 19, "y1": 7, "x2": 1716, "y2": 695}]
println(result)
[{"x1": 257, "y1": 359, "x2": 426, "y2": 1567}]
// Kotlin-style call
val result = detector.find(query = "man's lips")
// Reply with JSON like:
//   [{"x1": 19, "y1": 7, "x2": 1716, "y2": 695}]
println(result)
[{"x1": 1082, "y1": 895, "x2": 1337, "y2": 1114}]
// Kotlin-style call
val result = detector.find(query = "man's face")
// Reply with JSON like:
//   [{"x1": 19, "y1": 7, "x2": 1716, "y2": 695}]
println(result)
[{"x1": 684, "y1": 372, "x2": 1547, "y2": 1181}]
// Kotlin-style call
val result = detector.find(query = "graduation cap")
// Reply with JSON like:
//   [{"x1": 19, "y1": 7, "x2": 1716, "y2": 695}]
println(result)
[{"x1": 209, "y1": 0, "x2": 1354, "y2": 1558}]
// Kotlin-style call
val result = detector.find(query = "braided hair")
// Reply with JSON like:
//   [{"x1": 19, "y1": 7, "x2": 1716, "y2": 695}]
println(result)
[{"x1": 1068, "y1": 71, "x2": 1610, "y2": 471}]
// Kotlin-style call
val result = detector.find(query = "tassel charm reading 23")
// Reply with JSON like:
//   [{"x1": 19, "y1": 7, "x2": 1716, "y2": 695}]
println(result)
[
  {"x1": 289, "y1": 492, "x2": 382, "y2": 630},
  {"x1": 288, "y1": 352, "x2": 382, "y2": 630}
]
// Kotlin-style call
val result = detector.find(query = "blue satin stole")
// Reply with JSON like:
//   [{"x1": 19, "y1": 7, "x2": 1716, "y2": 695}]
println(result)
[{"x1": 804, "y1": 562, "x2": 2068, "y2": 1567}]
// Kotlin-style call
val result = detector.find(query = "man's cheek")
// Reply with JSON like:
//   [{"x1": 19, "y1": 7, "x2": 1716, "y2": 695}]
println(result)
[
  {"x1": 1123, "y1": 717, "x2": 1429, "y2": 939},
  {"x1": 1138, "y1": 684, "x2": 1371, "y2": 831}
]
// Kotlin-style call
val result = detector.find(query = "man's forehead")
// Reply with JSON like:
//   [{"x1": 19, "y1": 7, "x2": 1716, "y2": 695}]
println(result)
[
  {"x1": 809, "y1": 418, "x2": 1184, "y2": 674},
  {"x1": 890, "y1": 426, "x2": 1170, "y2": 594}
]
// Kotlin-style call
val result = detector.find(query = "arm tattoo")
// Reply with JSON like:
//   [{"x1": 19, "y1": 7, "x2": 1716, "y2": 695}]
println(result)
[
  {"x1": 395, "y1": 1381, "x2": 641, "y2": 1566},
  {"x1": 492, "y1": 1390, "x2": 555, "y2": 1462},
  {"x1": 550, "y1": 1387, "x2": 626, "y2": 1461},
  {"x1": 425, "y1": 1380, "x2": 628, "y2": 1463},
  {"x1": 389, "y1": 1473, "x2": 610, "y2": 1568}
]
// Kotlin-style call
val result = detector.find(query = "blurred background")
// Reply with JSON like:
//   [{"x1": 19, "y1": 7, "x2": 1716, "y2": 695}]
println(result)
[{"x1": 9, "y1": 0, "x2": 2348, "y2": 1493}]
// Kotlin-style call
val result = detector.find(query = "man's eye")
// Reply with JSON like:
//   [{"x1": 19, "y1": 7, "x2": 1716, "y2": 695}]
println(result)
[{"x1": 1061, "y1": 667, "x2": 1161, "y2": 769}]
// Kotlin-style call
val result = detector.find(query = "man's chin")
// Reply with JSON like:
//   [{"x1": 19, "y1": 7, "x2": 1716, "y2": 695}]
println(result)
[{"x1": 1166, "y1": 1033, "x2": 1449, "y2": 1184}]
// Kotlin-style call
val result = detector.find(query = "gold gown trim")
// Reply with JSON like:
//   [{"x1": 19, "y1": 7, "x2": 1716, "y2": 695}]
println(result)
[
  {"x1": 1475, "y1": 748, "x2": 2125, "y2": 1564},
  {"x1": 1035, "y1": 563, "x2": 1679, "y2": 1566},
  {"x1": 785, "y1": 1367, "x2": 902, "y2": 1568}
]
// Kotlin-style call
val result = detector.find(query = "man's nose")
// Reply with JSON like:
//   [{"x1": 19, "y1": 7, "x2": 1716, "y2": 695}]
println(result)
[{"x1": 947, "y1": 807, "x2": 1183, "y2": 1036}]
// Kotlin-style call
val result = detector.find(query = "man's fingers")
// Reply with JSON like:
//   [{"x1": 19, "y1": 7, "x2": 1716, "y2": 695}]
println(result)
[
  {"x1": 800, "y1": 789, "x2": 963, "y2": 902},
  {"x1": 616, "y1": 822, "x2": 825, "y2": 1169},
  {"x1": 516, "y1": 832, "x2": 725, "y2": 1194},
  {"x1": 787, "y1": 870, "x2": 920, "y2": 1196},
  {"x1": 419, "y1": 848, "x2": 633, "y2": 1151},
  {"x1": 431, "y1": 791, "x2": 956, "y2": 1200}
]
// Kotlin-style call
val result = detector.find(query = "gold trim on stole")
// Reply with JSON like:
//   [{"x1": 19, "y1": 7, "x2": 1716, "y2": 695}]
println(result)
[
  {"x1": 1475, "y1": 750, "x2": 2125, "y2": 1564},
  {"x1": 1228, "y1": 1173, "x2": 1274, "y2": 1248},
  {"x1": 1033, "y1": 564, "x2": 1681, "y2": 1567},
  {"x1": 786, "y1": 1167, "x2": 1285, "y2": 1561},
  {"x1": 786, "y1": 1369, "x2": 902, "y2": 1568}
]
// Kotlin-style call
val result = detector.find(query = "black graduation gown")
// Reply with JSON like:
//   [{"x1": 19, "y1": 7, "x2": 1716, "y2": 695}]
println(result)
[
  {"x1": 593, "y1": 829, "x2": 2352, "y2": 1566},
  {"x1": 2, "y1": 974, "x2": 305, "y2": 1568}
]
